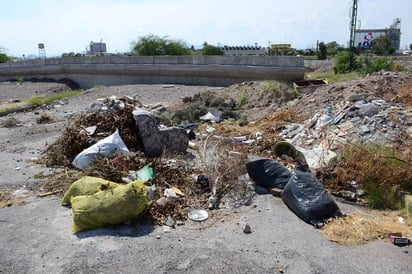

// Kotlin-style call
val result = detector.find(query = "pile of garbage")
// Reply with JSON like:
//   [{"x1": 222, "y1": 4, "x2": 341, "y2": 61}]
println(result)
[
  {"x1": 41, "y1": 89, "x2": 342, "y2": 233},
  {"x1": 39, "y1": 71, "x2": 412, "y2": 235},
  {"x1": 42, "y1": 94, "x2": 256, "y2": 232}
]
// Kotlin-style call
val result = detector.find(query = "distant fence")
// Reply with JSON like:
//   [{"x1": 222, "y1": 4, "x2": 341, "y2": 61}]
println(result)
[{"x1": 0, "y1": 55, "x2": 305, "y2": 88}]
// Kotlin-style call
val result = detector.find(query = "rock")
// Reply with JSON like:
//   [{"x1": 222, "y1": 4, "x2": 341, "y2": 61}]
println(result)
[
  {"x1": 347, "y1": 93, "x2": 370, "y2": 102},
  {"x1": 357, "y1": 103, "x2": 380, "y2": 118},
  {"x1": 133, "y1": 107, "x2": 188, "y2": 157},
  {"x1": 133, "y1": 108, "x2": 163, "y2": 157},
  {"x1": 271, "y1": 188, "x2": 283, "y2": 197},
  {"x1": 159, "y1": 127, "x2": 189, "y2": 154},
  {"x1": 243, "y1": 223, "x2": 252, "y2": 234}
]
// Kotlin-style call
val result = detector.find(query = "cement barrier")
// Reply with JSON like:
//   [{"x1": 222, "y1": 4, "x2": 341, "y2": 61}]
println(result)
[{"x1": 0, "y1": 55, "x2": 304, "y2": 88}]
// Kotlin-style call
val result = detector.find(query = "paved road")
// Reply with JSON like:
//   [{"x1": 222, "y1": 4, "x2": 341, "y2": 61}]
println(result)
[{"x1": 1, "y1": 193, "x2": 411, "y2": 273}]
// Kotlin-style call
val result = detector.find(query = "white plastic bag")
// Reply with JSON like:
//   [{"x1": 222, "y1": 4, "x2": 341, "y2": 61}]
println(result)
[{"x1": 72, "y1": 129, "x2": 129, "y2": 170}]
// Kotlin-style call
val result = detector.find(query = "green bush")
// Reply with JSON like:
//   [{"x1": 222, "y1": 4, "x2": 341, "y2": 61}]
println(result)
[
  {"x1": 202, "y1": 45, "x2": 224, "y2": 55},
  {"x1": 0, "y1": 53, "x2": 10, "y2": 63},
  {"x1": 360, "y1": 57, "x2": 394, "y2": 74},
  {"x1": 333, "y1": 50, "x2": 359, "y2": 74},
  {"x1": 239, "y1": 96, "x2": 247, "y2": 106},
  {"x1": 263, "y1": 80, "x2": 279, "y2": 96},
  {"x1": 132, "y1": 35, "x2": 192, "y2": 56}
]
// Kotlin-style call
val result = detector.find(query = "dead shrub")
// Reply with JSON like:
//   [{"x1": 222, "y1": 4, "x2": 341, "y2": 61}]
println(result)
[
  {"x1": 198, "y1": 135, "x2": 249, "y2": 208},
  {"x1": 322, "y1": 143, "x2": 412, "y2": 209},
  {"x1": 397, "y1": 80, "x2": 412, "y2": 107},
  {"x1": 1, "y1": 117, "x2": 21, "y2": 128},
  {"x1": 41, "y1": 104, "x2": 140, "y2": 166},
  {"x1": 270, "y1": 108, "x2": 301, "y2": 123},
  {"x1": 36, "y1": 113, "x2": 54, "y2": 124},
  {"x1": 40, "y1": 169, "x2": 84, "y2": 194}
]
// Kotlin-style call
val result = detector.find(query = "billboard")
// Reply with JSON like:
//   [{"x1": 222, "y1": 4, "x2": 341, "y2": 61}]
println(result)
[{"x1": 355, "y1": 30, "x2": 386, "y2": 48}]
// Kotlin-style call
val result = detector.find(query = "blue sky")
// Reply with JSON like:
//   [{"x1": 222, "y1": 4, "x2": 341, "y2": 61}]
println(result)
[{"x1": 2, "y1": 0, "x2": 412, "y2": 57}]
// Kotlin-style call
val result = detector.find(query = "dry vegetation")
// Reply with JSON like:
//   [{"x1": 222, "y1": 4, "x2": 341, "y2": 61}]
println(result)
[
  {"x1": 320, "y1": 210, "x2": 412, "y2": 245},
  {"x1": 319, "y1": 143, "x2": 412, "y2": 209}
]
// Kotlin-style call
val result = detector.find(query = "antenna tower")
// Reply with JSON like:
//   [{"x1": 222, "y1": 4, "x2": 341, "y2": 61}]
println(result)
[{"x1": 349, "y1": 0, "x2": 358, "y2": 69}]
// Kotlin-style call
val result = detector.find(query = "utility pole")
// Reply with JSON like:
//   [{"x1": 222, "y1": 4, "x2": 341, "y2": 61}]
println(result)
[{"x1": 349, "y1": 0, "x2": 358, "y2": 69}]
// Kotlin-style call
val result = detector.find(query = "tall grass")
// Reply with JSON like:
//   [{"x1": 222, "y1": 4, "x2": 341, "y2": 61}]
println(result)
[
  {"x1": 306, "y1": 71, "x2": 360, "y2": 83},
  {"x1": 26, "y1": 89, "x2": 83, "y2": 106}
]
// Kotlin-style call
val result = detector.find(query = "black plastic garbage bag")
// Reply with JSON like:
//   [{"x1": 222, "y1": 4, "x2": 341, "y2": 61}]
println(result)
[
  {"x1": 282, "y1": 163, "x2": 342, "y2": 227},
  {"x1": 246, "y1": 158, "x2": 292, "y2": 189}
]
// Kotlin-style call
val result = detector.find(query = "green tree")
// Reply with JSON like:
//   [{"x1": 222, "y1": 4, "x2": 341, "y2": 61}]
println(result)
[
  {"x1": 131, "y1": 35, "x2": 192, "y2": 56},
  {"x1": 165, "y1": 40, "x2": 192, "y2": 55},
  {"x1": 372, "y1": 35, "x2": 395, "y2": 55},
  {"x1": 202, "y1": 44, "x2": 224, "y2": 55},
  {"x1": 61, "y1": 52, "x2": 76, "y2": 57},
  {"x1": 0, "y1": 47, "x2": 10, "y2": 63},
  {"x1": 333, "y1": 50, "x2": 359, "y2": 74},
  {"x1": 326, "y1": 41, "x2": 343, "y2": 56},
  {"x1": 317, "y1": 42, "x2": 327, "y2": 60},
  {"x1": 0, "y1": 53, "x2": 10, "y2": 63},
  {"x1": 409, "y1": 44, "x2": 412, "y2": 51},
  {"x1": 304, "y1": 48, "x2": 316, "y2": 56}
]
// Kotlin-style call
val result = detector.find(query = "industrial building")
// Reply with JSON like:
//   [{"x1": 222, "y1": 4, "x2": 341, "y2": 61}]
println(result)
[
  {"x1": 87, "y1": 41, "x2": 107, "y2": 55},
  {"x1": 355, "y1": 18, "x2": 401, "y2": 51},
  {"x1": 221, "y1": 45, "x2": 267, "y2": 56}
]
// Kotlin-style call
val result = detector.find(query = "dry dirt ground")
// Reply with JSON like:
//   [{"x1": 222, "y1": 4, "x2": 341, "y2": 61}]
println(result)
[{"x1": 0, "y1": 70, "x2": 412, "y2": 273}]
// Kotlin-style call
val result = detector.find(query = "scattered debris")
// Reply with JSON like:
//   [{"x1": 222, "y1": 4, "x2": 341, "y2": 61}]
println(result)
[
  {"x1": 390, "y1": 234, "x2": 410, "y2": 246},
  {"x1": 24, "y1": 70, "x2": 412, "y2": 239},
  {"x1": 243, "y1": 223, "x2": 252, "y2": 234},
  {"x1": 271, "y1": 188, "x2": 283, "y2": 197},
  {"x1": 37, "y1": 189, "x2": 62, "y2": 197},
  {"x1": 188, "y1": 209, "x2": 209, "y2": 222},
  {"x1": 200, "y1": 111, "x2": 221, "y2": 123}
]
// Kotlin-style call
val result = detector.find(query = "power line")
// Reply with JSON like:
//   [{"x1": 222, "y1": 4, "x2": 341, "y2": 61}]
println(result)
[{"x1": 321, "y1": 1, "x2": 353, "y2": 40}]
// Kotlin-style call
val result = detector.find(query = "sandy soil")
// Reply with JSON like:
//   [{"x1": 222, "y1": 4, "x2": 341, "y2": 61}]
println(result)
[{"x1": 0, "y1": 79, "x2": 411, "y2": 273}]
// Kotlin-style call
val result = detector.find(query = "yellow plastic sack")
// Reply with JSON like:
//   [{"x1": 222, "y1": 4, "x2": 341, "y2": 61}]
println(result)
[
  {"x1": 62, "y1": 176, "x2": 120, "y2": 206},
  {"x1": 71, "y1": 180, "x2": 148, "y2": 233}
]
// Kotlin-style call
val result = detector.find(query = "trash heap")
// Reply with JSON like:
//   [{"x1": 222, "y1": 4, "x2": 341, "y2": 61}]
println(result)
[
  {"x1": 40, "y1": 71, "x2": 412, "y2": 237},
  {"x1": 42, "y1": 94, "x2": 253, "y2": 232},
  {"x1": 278, "y1": 71, "x2": 412, "y2": 170}
]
